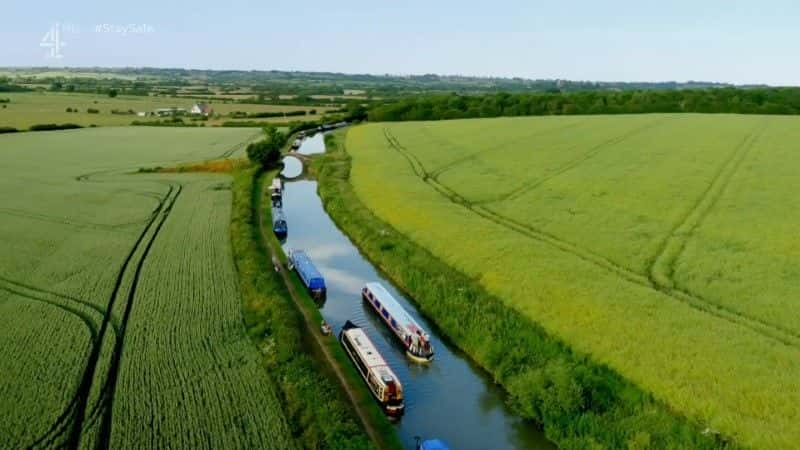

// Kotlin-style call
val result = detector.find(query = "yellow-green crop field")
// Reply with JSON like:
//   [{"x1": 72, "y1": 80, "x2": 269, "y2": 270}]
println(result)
[
  {"x1": 0, "y1": 92, "x2": 334, "y2": 129},
  {"x1": 346, "y1": 114, "x2": 800, "y2": 450},
  {"x1": 0, "y1": 127, "x2": 295, "y2": 448}
]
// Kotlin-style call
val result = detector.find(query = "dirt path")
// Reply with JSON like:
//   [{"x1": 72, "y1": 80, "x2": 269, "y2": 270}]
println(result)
[{"x1": 254, "y1": 173, "x2": 386, "y2": 450}]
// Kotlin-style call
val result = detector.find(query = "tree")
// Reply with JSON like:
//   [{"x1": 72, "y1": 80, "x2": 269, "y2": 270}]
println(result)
[
  {"x1": 108, "y1": 89, "x2": 118, "y2": 98},
  {"x1": 344, "y1": 103, "x2": 367, "y2": 122},
  {"x1": 246, "y1": 125, "x2": 287, "y2": 168}
]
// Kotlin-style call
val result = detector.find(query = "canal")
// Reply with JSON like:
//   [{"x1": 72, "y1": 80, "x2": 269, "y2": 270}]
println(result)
[{"x1": 278, "y1": 135, "x2": 553, "y2": 450}]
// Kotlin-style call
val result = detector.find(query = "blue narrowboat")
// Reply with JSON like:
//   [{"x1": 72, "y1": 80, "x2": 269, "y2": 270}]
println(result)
[
  {"x1": 272, "y1": 209, "x2": 287, "y2": 239},
  {"x1": 288, "y1": 250, "x2": 326, "y2": 299},
  {"x1": 415, "y1": 438, "x2": 451, "y2": 450}
]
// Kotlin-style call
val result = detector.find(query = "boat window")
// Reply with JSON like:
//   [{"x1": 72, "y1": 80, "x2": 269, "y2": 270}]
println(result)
[
  {"x1": 390, "y1": 319, "x2": 397, "y2": 328},
  {"x1": 374, "y1": 300, "x2": 380, "y2": 308},
  {"x1": 382, "y1": 308, "x2": 389, "y2": 318}
]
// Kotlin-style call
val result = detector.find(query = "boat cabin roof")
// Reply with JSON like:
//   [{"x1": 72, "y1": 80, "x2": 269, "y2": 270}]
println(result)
[
  {"x1": 290, "y1": 250, "x2": 324, "y2": 280},
  {"x1": 343, "y1": 327, "x2": 391, "y2": 369},
  {"x1": 364, "y1": 282, "x2": 428, "y2": 336},
  {"x1": 420, "y1": 439, "x2": 451, "y2": 450}
]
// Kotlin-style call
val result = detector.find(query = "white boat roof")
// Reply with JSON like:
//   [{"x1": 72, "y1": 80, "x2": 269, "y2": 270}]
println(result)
[
  {"x1": 365, "y1": 282, "x2": 428, "y2": 336},
  {"x1": 343, "y1": 327, "x2": 390, "y2": 369}
]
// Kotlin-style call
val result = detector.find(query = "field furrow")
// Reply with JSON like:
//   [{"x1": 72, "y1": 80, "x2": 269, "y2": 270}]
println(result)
[{"x1": 648, "y1": 121, "x2": 768, "y2": 289}]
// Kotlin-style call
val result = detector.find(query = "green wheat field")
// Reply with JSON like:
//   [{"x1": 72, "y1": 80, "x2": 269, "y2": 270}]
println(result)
[
  {"x1": 346, "y1": 114, "x2": 800, "y2": 450},
  {"x1": 0, "y1": 127, "x2": 295, "y2": 449}
]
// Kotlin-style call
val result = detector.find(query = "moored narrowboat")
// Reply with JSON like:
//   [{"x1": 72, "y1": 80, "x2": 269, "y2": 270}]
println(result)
[
  {"x1": 339, "y1": 320, "x2": 404, "y2": 417},
  {"x1": 362, "y1": 282, "x2": 434, "y2": 362},
  {"x1": 270, "y1": 178, "x2": 282, "y2": 201},
  {"x1": 272, "y1": 208, "x2": 287, "y2": 239},
  {"x1": 415, "y1": 437, "x2": 451, "y2": 450},
  {"x1": 288, "y1": 250, "x2": 326, "y2": 299}
]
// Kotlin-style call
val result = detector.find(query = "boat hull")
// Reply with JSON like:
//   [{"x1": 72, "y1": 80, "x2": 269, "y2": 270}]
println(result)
[
  {"x1": 406, "y1": 350, "x2": 434, "y2": 363},
  {"x1": 385, "y1": 404, "x2": 405, "y2": 418}
]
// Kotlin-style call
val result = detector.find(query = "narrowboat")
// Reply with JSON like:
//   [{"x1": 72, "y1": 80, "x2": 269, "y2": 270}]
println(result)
[
  {"x1": 270, "y1": 178, "x2": 282, "y2": 201},
  {"x1": 288, "y1": 250, "x2": 326, "y2": 299},
  {"x1": 339, "y1": 320, "x2": 404, "y2": 417},
  {"x1": 272, "y1": 208, "x2": 287, "y2": 239},
  {"x1": 415, "y1": 437, "x2": 451, "y2": 450},
  {"x1": 362, "y1": 282, "x2": 434, "y2": 362}
]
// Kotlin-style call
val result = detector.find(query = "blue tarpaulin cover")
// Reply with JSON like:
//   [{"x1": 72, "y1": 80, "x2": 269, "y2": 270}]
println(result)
[
  {"x1": 290, "y1": 250, "x2": 325, "y2": 290},
  {"x1": 421, "y1": 439, "x2": 451, "y2": 450}
]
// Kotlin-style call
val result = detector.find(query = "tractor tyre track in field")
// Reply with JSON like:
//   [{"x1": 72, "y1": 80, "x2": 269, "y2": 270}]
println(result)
[
  {"x1": 66, "y1": 176, "x2": 177, "y2": 450},
  {"x1": 647, "y1": 121, "x2": 769, "y2": 290},
  {"x1": 0, "y1": 277, "x2": 124, "y2": 449},
  {"x1": 96, "y1": 183, "x2": 182, "y2": 448},
  {"x1": 427, "y1": 119, "x2": 587, "y2": 179},
  {"x1": 0, "y1": 279, "x2": 124, "y2": 449},
  {"x1": 0, "y1": 208, "x2": 145, "y2": 232},
  {"x1": 17, "y1": 180, "x2": 173, "y2": 450},
  {"x1": 382, "y1": 128, "x2": 800, "y2": 350},
  {"x1": 0, "y1": 283, "x2": 102, "y2": 450},
  {"x1": 473, "y1": 117, "x2": 670, "y2": 205},
  {"x1": 218, "y1": 130, "x2": 263, "y2": 159},
  {"x1": 0, "y1": 275, "x2": 120, "y2": 330}
]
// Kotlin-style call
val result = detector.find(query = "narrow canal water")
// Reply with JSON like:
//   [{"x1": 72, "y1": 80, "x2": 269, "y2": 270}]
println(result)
[
  {"x1": 277, "y1": 138, "x2": 553, "y2": 450},
  {"x1": 296, "y1": 131, "x2": 326, "y2": 155}
]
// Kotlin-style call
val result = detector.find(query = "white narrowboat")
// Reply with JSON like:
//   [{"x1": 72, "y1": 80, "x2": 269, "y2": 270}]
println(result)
[
  {"x1": 339, "y1": 321, "x2": 405, "y2": 417},
  {"x1": 270, "y1": 178, "x2": 282, "y2": 200},
  {"x1": 362, "y1": 282, "x2": 434, "y2": 362}
]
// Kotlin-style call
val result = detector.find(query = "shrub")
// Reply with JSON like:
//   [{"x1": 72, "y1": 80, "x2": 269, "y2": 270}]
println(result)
[
  {"x1": 131, "y1": 118, "x2": 198, "y2": 127},
  {"x1": 29, "y1": 123, "x2": 83, "y2": 131}
]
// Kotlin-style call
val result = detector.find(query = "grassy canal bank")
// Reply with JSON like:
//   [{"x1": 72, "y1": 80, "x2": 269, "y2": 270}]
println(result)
[
  {"x1": 230, "y1": 165, "x2": 402, "y2": 450},
  {"x1": 311, "y1": 130, "x2": 735, "y2": 450}
]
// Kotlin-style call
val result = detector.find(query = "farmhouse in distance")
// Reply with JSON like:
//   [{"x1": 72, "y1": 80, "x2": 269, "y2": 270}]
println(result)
[{"x1": 191, "y1": 102, "x2": 214, "y2": 116}]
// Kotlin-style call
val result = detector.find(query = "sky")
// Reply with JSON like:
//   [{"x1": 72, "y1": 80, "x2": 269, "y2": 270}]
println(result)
[{"x1": 2, "y1": 0, "x2": 798, "y2": 85}]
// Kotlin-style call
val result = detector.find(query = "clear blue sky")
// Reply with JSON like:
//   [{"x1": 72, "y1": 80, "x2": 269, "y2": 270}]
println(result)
[{"x1": 3, "y1": 0, "x2": 798, "y2": 85}]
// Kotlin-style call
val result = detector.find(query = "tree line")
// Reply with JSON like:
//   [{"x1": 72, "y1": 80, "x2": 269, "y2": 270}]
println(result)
[{"x1": 368, "y1": 88, "x2": 800, "y2": 121}]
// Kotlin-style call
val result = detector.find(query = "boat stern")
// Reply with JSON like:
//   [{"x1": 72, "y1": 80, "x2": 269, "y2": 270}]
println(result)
[{"x1": 406, "y1": 349, "x2": 434, "y2": 363}]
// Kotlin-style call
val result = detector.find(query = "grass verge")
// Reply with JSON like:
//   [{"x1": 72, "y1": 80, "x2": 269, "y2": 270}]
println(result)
[
  {"x1": 312, "y1": 131, "x2": 736, "y2": 450},
  {"x1": 230, "y1": 163, "x2": 401, "y2": 450}
]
